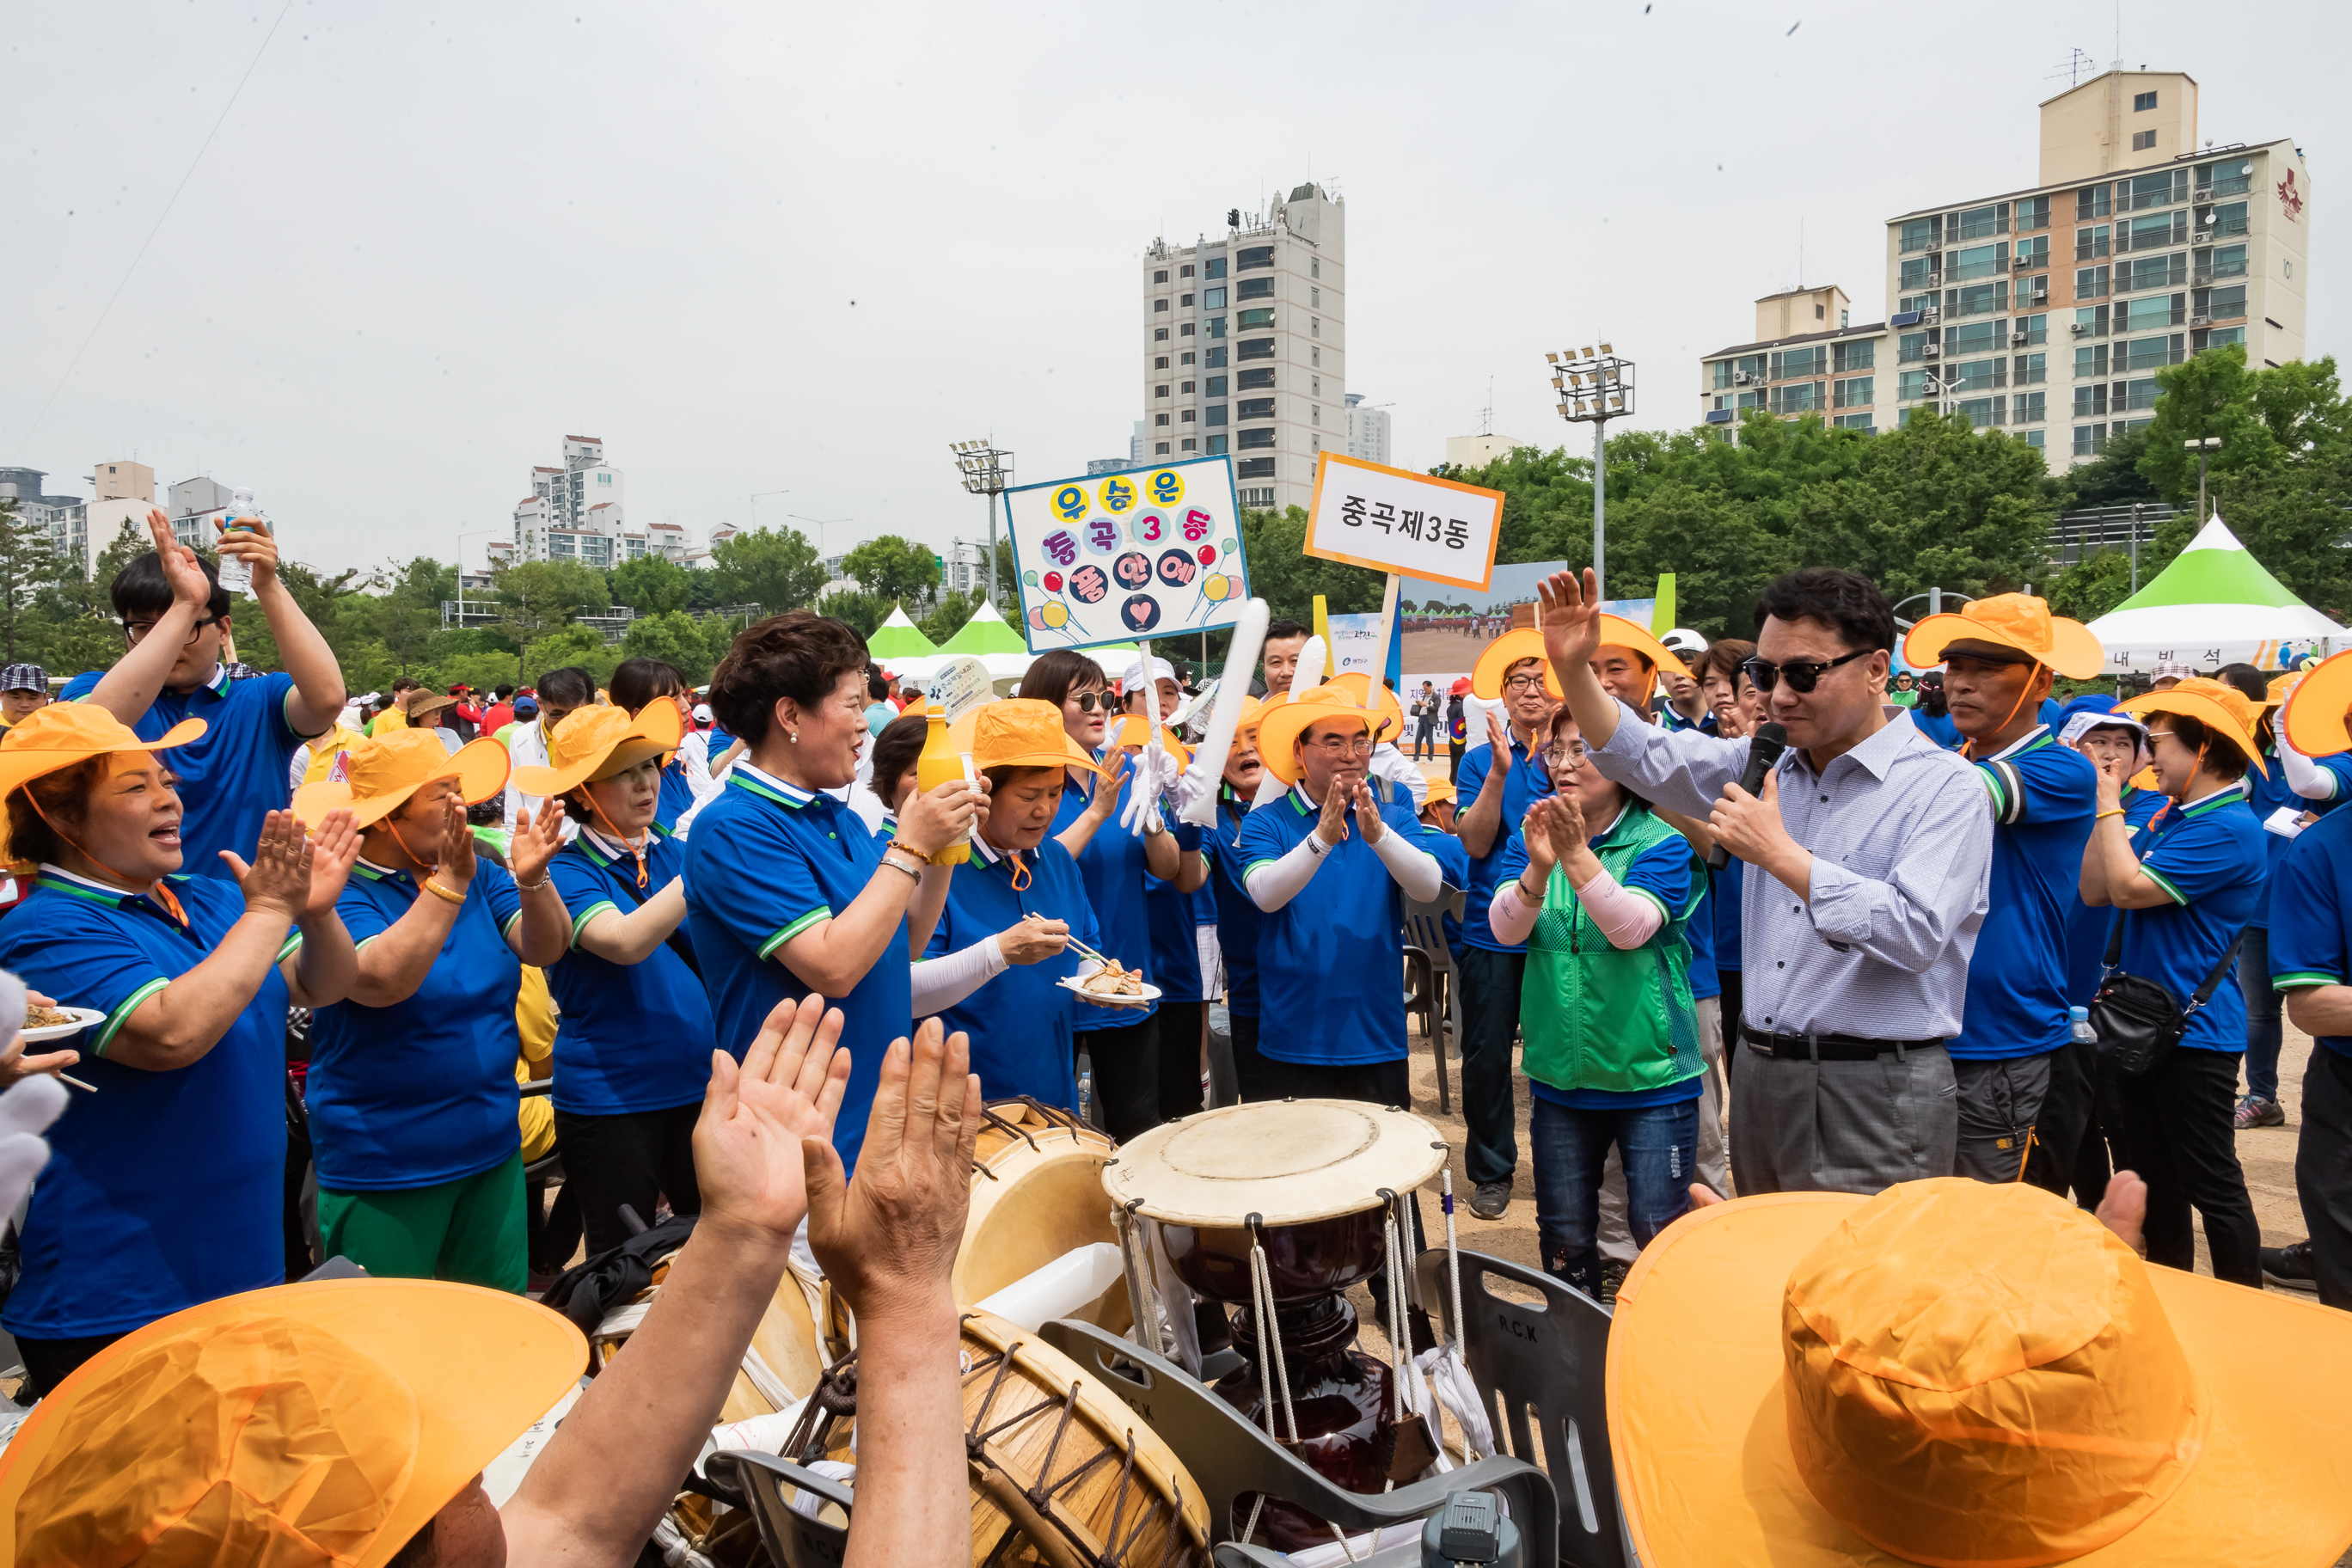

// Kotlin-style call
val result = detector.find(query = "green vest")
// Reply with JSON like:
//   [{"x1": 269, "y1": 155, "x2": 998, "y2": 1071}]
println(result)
[{"x1": 1519, "y1": 803, "x2": 1706, "y2": 1098}]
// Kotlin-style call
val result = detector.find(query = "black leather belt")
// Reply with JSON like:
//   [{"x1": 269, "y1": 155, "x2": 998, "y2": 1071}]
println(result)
[{"x1": 1742, "y1": 1026, "x2": 1944, "y2": 1062}]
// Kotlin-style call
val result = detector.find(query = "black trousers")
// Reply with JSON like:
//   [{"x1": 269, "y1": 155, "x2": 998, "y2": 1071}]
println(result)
[
  {"x1": 2296, "y1": 1043, "x2": 2352, "y2": 1311},
  {"x1": 1229, "y1": 1013, "x2": 1273, "y2": 1103},
  {"x1": 1455, "y1": 947, "x2": 1526, "y2": 1187},
  {"x1": 2109, "y1": 1044, "x2": 2262, "y2": 1287},
  {"x1": 1156, "y1": 1000, "x2": 1207, "y2": 1123},
  {"x1": 16, "y1": 1332, "x2": 125, "y2": 1400},
  {"x1": 552, "y1": 1102, "x2": 704, "y2": 1259},
  {"x1": 1078, "y1": 1015, "x2": 1163, "y2": 1142},
  {"x1": 2023, "y1": 1040, "x2": 2098, "y2": 1202},
  {"x1": 1447, "y1": 741, "x2": 1466, "y2": 784}
]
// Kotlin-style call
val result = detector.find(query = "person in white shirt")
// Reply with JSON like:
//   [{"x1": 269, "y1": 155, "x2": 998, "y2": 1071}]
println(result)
[{"x1": 503, "y1": 666, "x2": 596, "y2": 831}]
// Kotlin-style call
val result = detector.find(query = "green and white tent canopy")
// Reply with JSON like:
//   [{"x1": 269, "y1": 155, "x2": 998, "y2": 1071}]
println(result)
[
  {"x1": 2082, "y1": 516, "x2": 2344, "y2": 674},
  {"x1": 865, "y1": 606, "x2": 940, "y2": 665}
]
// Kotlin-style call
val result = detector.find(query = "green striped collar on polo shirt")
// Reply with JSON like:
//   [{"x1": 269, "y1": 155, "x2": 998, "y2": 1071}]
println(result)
[{"x1": 729, "y1": 761, "x2": 818, "y2": 808}]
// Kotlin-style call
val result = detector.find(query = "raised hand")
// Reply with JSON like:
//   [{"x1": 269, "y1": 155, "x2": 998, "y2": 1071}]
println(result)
[
  {"x1": 508, "y1": 798, "x2": 565, "y2": 886},
  {"x1": 1083, "y1": 750, "x2": 1132, "y2": 824},
  {"x1": 1485, "y1": 707, "x2": 1511, "y2": 761},
  {"x1": 144, "y1": 508, "x2": 212, "y2": 613},
  {"x1": 1522, "y1": 798, "x2": 1561, "y2": 878},
  {"x1": 302, "y1": 807, "x2": 362, "y2": 921},
  {"x1": 1314, "y1": 775, "x2": 1352, "y2": 847},
  {"x1": 801, "y1": 1017, "x2": 981, "y2": 1321},
  {"x1": 1536, "y1": 567, "x2": 1606, "y2": 677},
  {"x1": 215, "y1": 512, "x2": 280, "y2": 590},
  {"x1": 221, "y1": 810, "x2": 315, "y2": 921},
  {"x1": 437, "y1": 793, "x2": 479, "y2": 886},
  {"x1": 695, "y1": 994, "x2": 851, "y2": 1242},
  {"x1": 897, "y1": 775, "x2": 983, "y2": 859},
  {"x1": 1545, "y1": 788, "x2": 1588, "y2": 865},
  {"x1": 1351, "y1": 781, "x2": 1387, "y2": 844}
]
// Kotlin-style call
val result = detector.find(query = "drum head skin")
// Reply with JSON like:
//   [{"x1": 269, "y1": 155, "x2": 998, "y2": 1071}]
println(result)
[{"x1": 1102, "y1": 1100, "x2": 1446, "y2": 1228}]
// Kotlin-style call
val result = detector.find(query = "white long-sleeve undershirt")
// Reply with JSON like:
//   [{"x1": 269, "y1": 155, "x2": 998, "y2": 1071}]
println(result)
[
  {"x1": 1244, "y1": 819, "x2": 1445, "y2": 912},
  {"x1": 2281, "y1": 741, "x2": 2342, "y2": 802},
  {"x1": 910, "y1": 934, "x2": 1006, "y2": 1015}
]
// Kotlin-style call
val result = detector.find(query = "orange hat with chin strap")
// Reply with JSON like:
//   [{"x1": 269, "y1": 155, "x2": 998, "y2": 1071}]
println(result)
[
  {"x1": 1904, "y1": 592, "x2": 2105, "y2": 680},
  {"x1": 293, "y1": 729, "x2": 512, "y2": 832},
  {"x1": 511, "y1": 699, "x2": 683, "y2": 800},
  {"x1": 2118, "y1": 677, "x2": 2269, "y2": 776}
]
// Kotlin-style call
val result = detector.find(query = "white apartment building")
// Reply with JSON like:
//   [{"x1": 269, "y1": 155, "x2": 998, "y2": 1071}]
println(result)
[
  {"x1": 1141, "y1": 183, "x2": 1345, "y2": 513},
  {"x1": 507, "y1": 435, "x2": 644, "y2": 566},
  {"x1": 0, "y1": 467, "x2": 93, "y2": 576},
  {"x1": 1700, "y1": 70, "x2": 2311, "y2": 469},
  {"x1": 1698, "y1": 285, "x2": 1888, "y2": 437},
  {"x1": 1345, "y1": 394, "x2": 1392, "y2": 466}
]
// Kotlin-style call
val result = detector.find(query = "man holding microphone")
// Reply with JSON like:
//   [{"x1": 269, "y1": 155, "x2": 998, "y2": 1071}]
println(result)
[{"x1": 1540, "y1": 566, "x2": 1992, "y2": 1195}]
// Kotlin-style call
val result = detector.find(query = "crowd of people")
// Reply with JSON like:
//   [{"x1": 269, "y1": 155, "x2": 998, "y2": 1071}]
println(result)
[{"x1": 0, "y1": 500, "x2": 2350, "y2": 1561}]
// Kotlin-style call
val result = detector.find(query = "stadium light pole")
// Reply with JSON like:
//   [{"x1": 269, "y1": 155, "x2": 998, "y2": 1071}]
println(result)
[
  {"x1": 2184, "y1": 435, "x2": 2221, "y2": 524},
  {"x1": 1547, "y1": 345, "x2": 1635, "y2": 601},
  {"x1": 950, "y1": 441, "x2": 1014, "y2": 609}
]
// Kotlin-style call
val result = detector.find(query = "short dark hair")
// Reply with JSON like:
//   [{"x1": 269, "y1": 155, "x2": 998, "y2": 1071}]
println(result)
[
  {"x1": 869, "y1": 713, "x2": 930, "y2": 805},
  {"x1": 2214, "y1": 663, "x2": 2269, "y2": 705},
  {"x1": 1700, "y1": 638, "x2": 1756, "y2": 685},
  {"x1": 390, "y1": 677, "x2": 420, "y2": 694},
  {"x1": 867, "y1": 670, "x2": 889, "y2": 702},
  {"x1": 109, "y1": 550, "x2": 230, "y2": 624},
  {"x1": 707, "y1": 610, "x2": 869, "y2": 746},
  {"x1": 535, "y1": 666, "x2": 597, "y2": 710},
  {"x1": 1020, "y1": 648, "x2": 1108, "y2": 710},
  {"x1": 1753, "y1": 568, "x2": 1896, "y2": 654},
  {"x1": 493, "y1": 683, "x2": 516, "y2": 700},
  {"x1": 5, "y1": 758, "x2": 108, "y2": 867},
  {"x1": 2161, "y1": 713, "x2": 2251, "y2": 782},
  {"x1": 608, "y1": 657, "x2": 685, "y2": 714},
  {"x1": 1265, "y1": 619, "x2": 1312, "y2": 644}
]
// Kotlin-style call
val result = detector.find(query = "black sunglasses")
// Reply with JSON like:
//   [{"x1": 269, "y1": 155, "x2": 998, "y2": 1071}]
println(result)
[
  {"x1": 1742, "y1": 648, "x2": 1871, "y2": 694},
  {"x1": 1069, "y1": 691, "x2": 1108, "y2": 713}
]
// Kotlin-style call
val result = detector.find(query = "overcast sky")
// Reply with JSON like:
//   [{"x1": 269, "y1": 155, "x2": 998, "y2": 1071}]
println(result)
[{"x1": 8, "y1": 0, "x2": 2345, "y2": 581}]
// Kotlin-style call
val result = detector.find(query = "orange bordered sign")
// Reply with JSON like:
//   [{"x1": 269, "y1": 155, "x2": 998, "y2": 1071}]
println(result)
[{"x1": 1303, "y1": 452, "x2": 1504, "y2": 593}]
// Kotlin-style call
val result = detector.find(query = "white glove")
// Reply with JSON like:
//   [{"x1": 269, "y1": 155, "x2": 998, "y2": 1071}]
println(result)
[
  {"x1": 1173, "y1": 760, "x2": 1216, "y2": 820},
  {"x1": 1119, "y1": 748, "x2": 1176, "y2": 836},
  {"x1": 0, "y1": 1076, "x2": 65, "y2": 1227}
]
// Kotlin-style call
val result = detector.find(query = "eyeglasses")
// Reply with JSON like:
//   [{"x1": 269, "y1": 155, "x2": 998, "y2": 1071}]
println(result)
[
  {"x1": 122, "y1": 615, "x2": 221, "y2": 646},
  {"x1": 1309, "y1": 734, "x2": 1374, "y2": 756},
  {"x1": 1502, "y1": 673, "x2": 1547, "y2": 694},
  {"x1": 1742, "y1": 648, "x2": 1871, "y2": 694},
  {"x1": 1543, "y1": 742, "x2": 1589, "y2": 765}
]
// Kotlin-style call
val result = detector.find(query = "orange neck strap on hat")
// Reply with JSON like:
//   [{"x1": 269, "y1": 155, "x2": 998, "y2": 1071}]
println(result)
[
  {"x1": 26, "y1": 793, "x2": 188, "y2": 928},
  {"x1": 585, "y1": 792, "x2": 650, "y2": 890},
  {"x1": 1004, "y1": 848, "x2": 1030, "y2": 891},
  {"x1": 1962, "y1": 673, "x2": 2041, "y2": 760},
  {"x1": 383, "y1": 814, "x2": 440, "y2": 878}
]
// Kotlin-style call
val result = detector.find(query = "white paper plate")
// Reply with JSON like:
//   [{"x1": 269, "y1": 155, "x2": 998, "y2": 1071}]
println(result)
[
  {"x1": 22, "y1": 1008, "x2": 105, "y2": 1044},
  {"x1": 1057, "y1": 976, "x2": 1161, "y2": 1008}
]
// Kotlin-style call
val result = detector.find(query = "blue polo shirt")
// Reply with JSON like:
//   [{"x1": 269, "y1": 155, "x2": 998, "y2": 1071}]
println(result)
[
  {"x1": 1455, "y1": 730, "x2": 1547, "y2": 953},
  {"x1": 2063, "y1": 787, "x2": 2166, "y2": 1004},
  {"x1": 1950, "y1": 727, "x2": 2099, "y2": 1061},
  {"x1": 1712, "y1": 858, "x2": 1745, "y2": 976},
  {"x1": 1913, "y1": 707, "x2": 1964, "y2": 750},
  {"x1": 1204, "y1": 788, "x2": 1266, "y2": 1018},
  {"x1": 656, "y1": 756, "x2": 700, "y2": 836},
  {"x1": 2245, "y1": 745, "x2": 2352, "y2": 928},
  {"x1": 1054, "y1": 770, "x2": 1159, "y2": 1030},
  {"x1": 545, "y1": 827, "x2": 714, "y2": 1117},
  {"x1": 1682, "y1": 862, "x2": 1719, "y2": 1001},
  {"x1": 1234, "y1": 785, "x2": 1436, "y2": 1066},
  {"x1": 0, "y1": 871, "x2": 293, "y2": 1338},
  {"x1": 2267, "y1": 806, "x2": 2352, "y2": 1059},
  {"x1": 1659, "y1": 707, "x2": 1717, "y2": 735},
  {"x1": 309, "y1": 860, "x2": 525, "y2": 1191},
  {"x1": 2119, "y1": 787, "x2": 2266, "y2": 1052},
  {"x1": 922, "y1": 834, "x2": 1100, "y2": 1107},
  {"x1": 1145, "y1": 822, "x2": 1208, "y2": 1004},
  {"x1": 68, "y1": 665, "x2": 311, "y2": 879},
  {"x1": 685, "y1": 763, "x2": 909, "y2": 1174},
  {"x1": 1495, "y1": 823, "x2": 1701, "y2": 1110}
]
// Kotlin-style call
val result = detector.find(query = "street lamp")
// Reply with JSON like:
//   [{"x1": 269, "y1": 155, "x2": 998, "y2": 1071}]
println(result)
[
  {"x1": 749, "y1": 490, "x2": 791, "y2": 533},
  {"x1": 2184, "y1": 436, "x2": 2221, "y2": 524},
  {"x1": 1547, "y1": 345, "x2": 1634, "y2": 600},
  {"x1": 788, "y1": 514, "x2": 853, "y2": 567},
  {"x1": 950, "y1": 440, "x2": 1014, "y2": 609}
]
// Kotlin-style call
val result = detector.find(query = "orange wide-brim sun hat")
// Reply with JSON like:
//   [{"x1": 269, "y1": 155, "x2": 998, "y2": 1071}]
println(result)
[
  {"x1": 1256, "y1": 682, "x2": 1375, "y2": 786},
  {"x1": 1609, "y1": 1180, "x2": 2352, "y2": 1568},
  {"x1": 511, "y1": 698, "x2": 683, "y2": 800},
  {"x1": 2281, "y1": 647, "x2": 2352, "y2": 757},
  {"x1": 1904, "y1": 591, "x2": 2106, "y2": 681},
  {"x1": 957, "y1": 698, "x2": 1107, "y2": 779},
  {"x1": 0, "y1": 703, "x2": 207, "y2": 801},
  {"x1": 2117, "y1": 676, "x2": 2269, "y2": 776},
  {"x1": 1318, "y1": 672, "x2": 1407, "y2": 745},
  {"x1": 0, "y1": 1278, "x2": 586, "y2": 1568},
  {"x1": 293, "y1": 728, "x2": 513, "y2": 831},
  {"x1": 1472, "y1": 616, "x2": 1687, "y2": 703}
]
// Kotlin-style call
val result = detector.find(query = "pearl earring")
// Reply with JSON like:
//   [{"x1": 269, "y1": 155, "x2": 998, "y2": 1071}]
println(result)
[{"x1": 789, "y1": 730, "x2": 799, "y2": 744}]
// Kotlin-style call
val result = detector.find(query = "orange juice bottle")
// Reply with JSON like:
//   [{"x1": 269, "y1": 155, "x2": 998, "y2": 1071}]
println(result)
[{"x1": 915, "y1": 710, "x2": 971, "y2": 867}]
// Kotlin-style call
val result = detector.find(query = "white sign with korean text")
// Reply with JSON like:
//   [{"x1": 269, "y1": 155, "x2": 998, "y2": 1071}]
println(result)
[
  {"x1": 1001, "y1": 456, "x2": 1253, "y2": 652},
  {"x1": 1303, "y1": 453, "x2": 1504, "y2": 593}
]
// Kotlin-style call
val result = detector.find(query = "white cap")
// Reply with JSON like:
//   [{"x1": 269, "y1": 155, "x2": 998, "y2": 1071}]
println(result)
[
  {"x1": 693, "y1": 703, "x2": 714, "y2": 722},
  {"x1": 1122, "y1": 655, "x2": 1177, "y2": 689},
  {"x1": 2150, "y1": 661, "x2": 2196, "y2": 681},
  {"x1": 1660, "y1": 628, "x2": 1708, "y2": 656}
]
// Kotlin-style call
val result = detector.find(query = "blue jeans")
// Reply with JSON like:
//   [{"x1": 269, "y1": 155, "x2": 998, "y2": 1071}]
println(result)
[
  {"x1": 2240, "y1": 924, "x2": 2284, "y2": 1103},
  {"x1": 1528, "y1": 1094, "x2": 1698, "y2": 1299}
]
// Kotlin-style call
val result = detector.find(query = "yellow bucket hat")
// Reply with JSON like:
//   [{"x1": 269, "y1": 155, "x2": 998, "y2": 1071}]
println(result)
[
  {"x1": 292, "y1": 729, "x2": 513, "y2": 831},
  {"x1": 1609, "y1": 1179, "x2": 2352, "y2": 1568},
  {"x1": 963, "y1": 699, "x2": 1106, "y2": 778},
  {"x1": 510, "y1": 699, "x2": 683, "y2": 800},
  {"x1": 1470, "y1": 628, "x2": 1552, "y2": 701},
  {"x1": 0, "y1": 1278, "x2": 585, "y2": 1568},
  {"x1": 1256, "y1": 682, "x2": 1373, "y2": 786},
  {"x1": 2117, "y1": 676, "x2": 2269, "y2": 775},
  {"x1": 1904, "y1": 591, "x2": 2106, "y2": 680}
]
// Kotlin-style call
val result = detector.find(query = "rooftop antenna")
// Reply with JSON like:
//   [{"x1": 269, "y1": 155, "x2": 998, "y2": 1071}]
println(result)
[
  {"x1": 2048, "y1": 47, "x2": 2095, "y2": 87},
  {"x1": 1479, "y1": 378, "x2": 1496, "y2": 437},
  {"x1": 1798, "y1": 217, "x2": 1804, "y2": 290}
]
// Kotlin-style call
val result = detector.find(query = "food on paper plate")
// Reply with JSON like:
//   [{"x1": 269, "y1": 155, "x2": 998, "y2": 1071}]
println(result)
[
  {"x1": 1079, "y1": 960, "x2": 1144, "y2": 998},
  {"x1": 25, "y1": 1005, "x2": 73, "y2": 1032}
]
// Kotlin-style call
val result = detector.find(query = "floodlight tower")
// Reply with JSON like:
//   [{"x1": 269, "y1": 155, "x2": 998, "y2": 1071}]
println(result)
[
  {"x1": 1547, "y1": 345, "x2": 1635, "y2": 601},
  {"x1": 949, "y1": 440, "x2": 1014, "y2": 609}
]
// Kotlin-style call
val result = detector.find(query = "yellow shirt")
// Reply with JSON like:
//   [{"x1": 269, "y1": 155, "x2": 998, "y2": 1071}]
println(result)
[
  {"x1": 516, "y1": 965, "x2": 559, "y2": 1163},
  {"x1": 301, "y1": 726, "x2": 371, "y2": 785},
  {"x1": 371, "y1": 707, "x2": 410, "y2": 736}
]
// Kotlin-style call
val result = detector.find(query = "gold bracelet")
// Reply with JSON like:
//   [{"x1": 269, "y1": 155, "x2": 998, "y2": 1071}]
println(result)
[
  {"x1": 420, "y1": 877, "x2": 466, "y2": 905},
  {"x1": 2095, "y1": 807, "x2": 2127, "y2": 820}
]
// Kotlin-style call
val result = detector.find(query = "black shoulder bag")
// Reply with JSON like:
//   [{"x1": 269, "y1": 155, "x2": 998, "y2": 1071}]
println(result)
[{"x1": 2088, "y1": 910, "x2": 2244, "y2": 1077}]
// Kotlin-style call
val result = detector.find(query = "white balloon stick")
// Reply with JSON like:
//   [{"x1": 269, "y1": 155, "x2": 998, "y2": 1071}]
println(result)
[
  {"x1": 1179, "y1": 598, "x2": 1269, "y2": 828},
  {"x1": 1292, "y1": 634, "x2": 1327, "y2": 699}
]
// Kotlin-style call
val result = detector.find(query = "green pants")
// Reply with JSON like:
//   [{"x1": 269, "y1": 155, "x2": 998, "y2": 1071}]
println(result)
[{"x1": 318, "y1": 1153, "x2": 528, "y2": 1294}]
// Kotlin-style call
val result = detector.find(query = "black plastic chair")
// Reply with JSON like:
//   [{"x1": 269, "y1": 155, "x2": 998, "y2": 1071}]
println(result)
[
  {"x1": 1414, "y1": 1247, "x2": 1632, "y2": 1568},
  {"x1": 1038, "y1": 1316, "x2": 1558, "y2": 1565},
  {"x1": 702, "y1": 1450, "x2": 853, "y2": 1568}
]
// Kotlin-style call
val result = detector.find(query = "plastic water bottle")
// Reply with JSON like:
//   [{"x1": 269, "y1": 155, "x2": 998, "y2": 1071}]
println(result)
[
  {"x1": 1076, "y1": 1051, "x2": 1095, "y2": 1129},
  {"x1": 2070, "y1": 1006, "x2": 2096, "y2": 1046},
  {"x1": 214, "y1": 487, "x2": 263, "y2": 597}
]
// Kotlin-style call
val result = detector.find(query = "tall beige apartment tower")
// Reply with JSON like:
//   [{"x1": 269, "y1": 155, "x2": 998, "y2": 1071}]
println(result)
[{"x1": 1141, "y1": 184, "x2": 1344, "y2": 515}]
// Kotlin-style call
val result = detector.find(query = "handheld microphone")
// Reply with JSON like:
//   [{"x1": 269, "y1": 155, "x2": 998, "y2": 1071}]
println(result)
[{"x1": 1707, "y1": 721, "x2": 1788, "y2": 871}]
